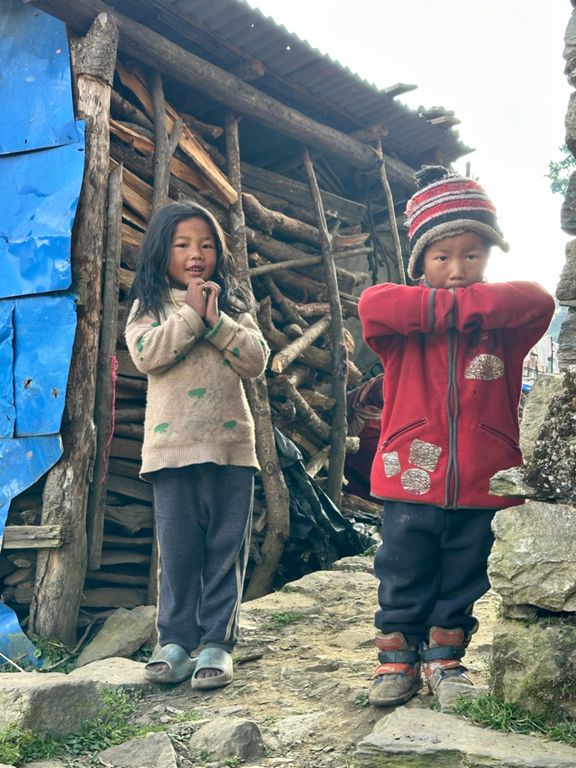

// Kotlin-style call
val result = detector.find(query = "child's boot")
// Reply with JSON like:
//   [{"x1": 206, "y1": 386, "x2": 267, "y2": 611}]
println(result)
[
  {"x1": 368, "y1": 631, "x2": 421, "y2": 707},
  {"x1": 421, "y1": 626, "x2": 474, "y2": 695}
]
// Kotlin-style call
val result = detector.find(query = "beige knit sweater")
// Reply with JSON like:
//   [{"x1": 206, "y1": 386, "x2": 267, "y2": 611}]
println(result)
[{"x1": 125, "y1": 290, "x2": 269, "y2": 474}]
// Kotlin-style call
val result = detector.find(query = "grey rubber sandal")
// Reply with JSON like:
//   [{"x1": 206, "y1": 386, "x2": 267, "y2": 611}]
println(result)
[
  {"x1": 190, "y1": 646, "x2": 233, "y2": 690},
  {"x1": 144, "y1": 643, "x2": 197, "y2": 684}
]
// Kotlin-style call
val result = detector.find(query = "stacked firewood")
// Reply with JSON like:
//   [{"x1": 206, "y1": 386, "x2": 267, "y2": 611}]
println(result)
[{"x1": 1, "y1": 56, "x2": 385, "y2": 622}]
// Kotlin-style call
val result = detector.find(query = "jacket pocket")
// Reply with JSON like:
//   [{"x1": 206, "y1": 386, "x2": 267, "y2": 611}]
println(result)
[
  {"x1": 479, "y1": 422, "x2": 521, "y2": 456},
  {"x1": 380, "y1": 418, "x2": 426, "y2": 451}
]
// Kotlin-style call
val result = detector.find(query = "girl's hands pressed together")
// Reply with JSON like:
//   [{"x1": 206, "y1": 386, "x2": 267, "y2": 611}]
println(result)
[
  {"x1": 185, "y1": 277, "x2": 210, "y2": 318},
  {"x1": 204, "y1": 281, "x2": 221, "y2": 327}
]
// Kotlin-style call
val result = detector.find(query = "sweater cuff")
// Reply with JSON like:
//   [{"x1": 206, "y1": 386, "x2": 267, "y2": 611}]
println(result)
[
  {"x1": 177, "y1": 304, "x2": 206, "y2": 337},
  {"x1": 204, "y1": 313, "x2": 237, "y2": 349}
]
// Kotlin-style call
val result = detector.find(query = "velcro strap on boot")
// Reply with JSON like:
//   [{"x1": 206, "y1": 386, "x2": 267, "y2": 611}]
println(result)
[
  {"x1": 420, "y1": 645, "x2": 465, "y2": 662},
  {"x1": 378, "y1": 649, "x2": 420, "y2": 665}
]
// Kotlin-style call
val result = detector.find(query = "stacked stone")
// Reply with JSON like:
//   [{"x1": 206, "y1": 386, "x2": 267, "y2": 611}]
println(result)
[{"x1": 559, "y1": 0, "x2": 576, "y2": 366}]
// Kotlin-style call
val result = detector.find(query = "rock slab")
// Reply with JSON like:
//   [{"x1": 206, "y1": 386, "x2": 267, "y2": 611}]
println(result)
[
  {"x1": 97, "y1": 732, "x2": 177, "y2": 768},
  {"x1": 489, "y1": 501, "x2": 576, "y2": 612},
  {"x1": 354, "y1": 706, "x2": 576, "y2": 767},
  {"x1": 76, "y1": 605, "x2": 156, "y2": 668},
  {"x1": 189, "y1": 716, "x2": 266, "y2": 761}
]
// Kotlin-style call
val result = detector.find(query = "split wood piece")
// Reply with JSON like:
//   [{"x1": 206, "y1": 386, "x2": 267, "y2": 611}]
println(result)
[
  {"x1": 283, "y1": 324, "x2": 304, "y2": 339},
  {"x1": 105, "y1": 503, "x2": 152, "y2": 534},
  {"x1": 375, "y1": 137, "x2": 406, "y2": 285},
  {"x1": 262, "y1": 275, "x2": 308, "y2": 329},
  {"x1": 114, "y1": 423, "x2": 144, "y2": 441},
  {"x1": 122, "y1": 206, "x2": 147, "y2": 232},
  {"x1": 180, "y1": 112, "x2": 223, "y2": 140},
  {"x1": 249, "y1": 247, "x2": 372, "y2": 278},
  {"x1": 302, "y1": 147, "x2": 348, "y2": 508},
  {"x1": 152, "y1": 71, "x2": 184, "y2": 213},
  {"x1": 2, "y1": 525, "x2": 65, "y2": 550},
  {"x1": 111, "y1": 140, "x2": 227, "y2": 227},
  {"x1": 100, "y1": 550, "x2": 150, "y2": 566},
  {"x1": 225, "y1": 112, "x2": 290, "y2": 601},
  {"x1": 86, "y1": 163, "x2": 124, "y2": 572},
  {"x1": 116, "y1": 60, "x2": 237, "y2": 204},
  {"x1": 249, "y1": 252, "x2": 328, "y2": 303},
  {"x1": 80, "y1": 587, "x2": 149, "y2": 609},
  {"x1": 85, "y1": 571, "x2": 148, "y2": 587},
  {"x1": 110, "y1": 120, "x2": 212, "y2": 193},
  {"x1": 270, "y1": 399, "x2": 297, "y2": 423},
  {"x1": 29, "y1": 12, "x2": 119, "y2": 647},
  {"x1": 110, "y1": 437, "x2": 142, "y2": 462},
  {"x1": 108, "y1": 459, "x2": 141, "y2": 480},
  {"x1": 300, "y1": 390, "x2": 335, "y2": 412},
  {"x1": 116, "y1": 374, "x2": 147, "y2": 393},
  {"x1": 115, "y1": 406, "x2": 146, "y2": 423},
  {"x1": 270, "y1": 316, "x2": 331, "y2": 374},
  {"x1": 305, "y1": 446, "x2": 331, "y2": 479},
  {"x1": 121, "y1": 222, "x2": 144, "y2": 249},
  {"x1": 3, "y1": 567, "x2": 33, "y2": 587},
  {"x1": 107, "y1": 473, "x2": 153, "y2": 503},
  {"x1": 103, "y1": 533, "x2": 153, "y2": 547},
  {"x1": 281, "y1": 364, "x2": 311, "y2": 388},
  {"x1": 120, "y1": 241, "x2": 140, "y2": 270}
]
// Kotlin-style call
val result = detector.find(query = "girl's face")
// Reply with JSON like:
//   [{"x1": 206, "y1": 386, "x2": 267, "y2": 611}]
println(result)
[
  {"x1": 423, "y1": 231, "x2": 490, "y2": 289},
  {"x1": 167, "y1": 217, "x2": 218, "y2": 289}
]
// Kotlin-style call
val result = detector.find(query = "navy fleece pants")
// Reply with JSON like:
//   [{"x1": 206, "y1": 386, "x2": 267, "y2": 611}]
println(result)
[
  {"x1": 374, "y1": 500, "x2": 495, "y2": 646},
  {"x1": 151, "y1": 463, "x2": 254, "y2": 654}
]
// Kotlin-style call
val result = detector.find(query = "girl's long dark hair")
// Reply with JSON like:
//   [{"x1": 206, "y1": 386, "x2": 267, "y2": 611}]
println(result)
[{"x1": 125, "y1": 201, "x2": 251, "y2": 325}]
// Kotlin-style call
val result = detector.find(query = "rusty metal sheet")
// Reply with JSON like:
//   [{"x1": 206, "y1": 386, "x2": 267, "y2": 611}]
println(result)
[{"x1": 0, "y1": 0, "x2": 78, "y2": 156}]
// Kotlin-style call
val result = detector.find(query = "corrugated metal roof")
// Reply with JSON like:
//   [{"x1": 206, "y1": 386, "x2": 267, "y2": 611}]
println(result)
[{"x1": 111, "y1": 0, "x2": 471, "y2": 168}]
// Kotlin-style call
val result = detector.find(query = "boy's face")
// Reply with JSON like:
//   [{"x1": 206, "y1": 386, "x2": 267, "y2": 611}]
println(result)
[{"x1": 423, "y1": 232, "x2": 490, "y2": 289}]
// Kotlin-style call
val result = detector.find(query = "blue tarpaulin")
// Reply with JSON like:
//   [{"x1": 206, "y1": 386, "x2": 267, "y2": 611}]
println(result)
[
  {"x1": 0, "y1": 0, "x2": 79, "y2": 156},
  {"x1": 0, "y1": 2, "x2": 84, "y2": 667}
]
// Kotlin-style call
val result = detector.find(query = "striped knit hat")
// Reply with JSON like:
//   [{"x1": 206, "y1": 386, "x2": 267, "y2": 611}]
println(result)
[{"x1": 405, "y1": 166, "x2": 509, "y2": 280}]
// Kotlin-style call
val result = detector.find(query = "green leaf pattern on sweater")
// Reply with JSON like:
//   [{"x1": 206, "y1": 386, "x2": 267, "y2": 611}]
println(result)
[
  {"x1": 223, "y1": 420, "x2": 237, "y2": 430},
  {"x1": 188, "y1": 387, "x2": 206, "y2": 398},
  {"x1": 154, "y1": 422, "x2": 169, "y2": 433}
]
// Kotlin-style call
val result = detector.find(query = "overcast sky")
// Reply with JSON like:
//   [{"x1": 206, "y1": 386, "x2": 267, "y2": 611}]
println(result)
[{"x1": 246, "y1": 0, "x2": 571, "y2": 293}]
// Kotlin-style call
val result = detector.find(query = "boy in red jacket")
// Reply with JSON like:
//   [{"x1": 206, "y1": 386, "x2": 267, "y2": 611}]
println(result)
[{"x1": 358, "y1": 166, "x2": 555, "y2": 706}]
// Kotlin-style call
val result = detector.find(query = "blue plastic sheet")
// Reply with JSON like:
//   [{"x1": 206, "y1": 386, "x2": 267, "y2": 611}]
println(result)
[
  {"x1": 0, "y1": 126, "x2": 85, "y2": 300},
  {"x1": 0, "y1": 0, "x2": 78, "y2": 156},
  {"x1": 0, "y1": 602, "x2": 43, "y2": 670},
  {"x1": 14, "y1": 294, "x2": 77, "y2": 436},
  {"x1": 0, "y1": 302, "x2": 15, "y2": 438},
  {"x1": 0, "y1": 435, "x2": 63, "y2": 509}
]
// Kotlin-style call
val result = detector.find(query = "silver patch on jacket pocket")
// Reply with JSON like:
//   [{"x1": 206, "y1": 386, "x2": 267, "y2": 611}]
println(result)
[
  {"x1": 464, "y1": 353, "x2": 505, "y2": 380},
  {"x1": 382, "y1": 450, "x2": 401, "y2": 477},
  {"x1": 401, "y1": 468, "x2": 431, "y2": 495},
  {"x1": 409, "y1": 439, "x2": 441, "y2": 471}
]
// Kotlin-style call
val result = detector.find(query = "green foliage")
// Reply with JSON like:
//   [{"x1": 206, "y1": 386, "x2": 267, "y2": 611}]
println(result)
[
  {"x1": 354, "y1": 691, "x2": 370, "y2": 708},
  {"x1": 0, "y1": 688, "x2": 145, "y2": 766},
  {"x1": 453, "y1": 694, "x2": 576, "y2": 747},
  {"x1": 261, "y1": 611, "x2": 306, "y2": 630},
  {"x1": 547, "y1": 144, "x2": 576, "y2": 195}
]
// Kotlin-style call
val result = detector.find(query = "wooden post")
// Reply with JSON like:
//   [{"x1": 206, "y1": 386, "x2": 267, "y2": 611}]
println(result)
[
  {"x1": 150, "y1": 71, "x2": 183, "y2": 213},
  {"x1": 86, "y1": 162, "x2": 123, "y2": 571},
  {"x1": 375, "y1": 137, "x2": 406, "y2": 285},
  {"x1": 29, "y1": 13, "x2": 119, "y2": 646},
  {"x1": 302, "y1": 148, "x2": 348, "y2": 508},
  {"x1": 224, "y1": 112, "x2": 290, "y2": 601}
]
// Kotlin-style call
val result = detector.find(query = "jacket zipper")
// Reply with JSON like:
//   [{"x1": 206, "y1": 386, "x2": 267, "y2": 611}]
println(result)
[
  {"x1": 380, "y1": 418, "x2": 426, "y2": 451},
  {"x1": 444, "y1": 330, "x2": 460, "y2": 509}
]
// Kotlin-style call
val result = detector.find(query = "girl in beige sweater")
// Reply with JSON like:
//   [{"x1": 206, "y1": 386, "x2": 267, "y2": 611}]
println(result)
[{"x1": 125, "y1": 202, "x2": 268, "y2": 690}]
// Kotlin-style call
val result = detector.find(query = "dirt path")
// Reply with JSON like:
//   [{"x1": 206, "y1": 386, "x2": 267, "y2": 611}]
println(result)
[{"x1": 133, "y1": 559, "x2": 500, "y2": 767}]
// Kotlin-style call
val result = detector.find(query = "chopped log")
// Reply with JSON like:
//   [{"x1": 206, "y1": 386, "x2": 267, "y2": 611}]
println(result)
[
  {"x1": 305, "y1": 446, "x2": 331, "y2": 478},
  {"x1": 111, "y1": 89, "x2": 153, "y2": 131},
  {"x1": 103, "y1": 533, "x2": 153, "y2": 547},
  {"x1": 105, "y1": 503, "x2": 152, "y2": 533},
  {"x1": 180, "y1": 112, "x2": 223, "y2": 140},
  {"x1": 300, "y1": 390, "x2": 335, "y2": 412},
  {"x1": 3, "y1": 525, "x2": 65, "y2": 549},
  {"x1": 107, "y1": 474, "x2": 153, "y2": 503},
  {"x1": 270, "y1": 316, "x2": 331, "y2": 374},
  {"x1": 249, "y1": 248, "x2": 371, "y2": 277},
  {"x1": 29, "y1": 13, "x2": 119, "y2": 647},
  {"x1": 225, "y1": 112, "x2": 290, "y2": 601},
  {"x1": 116, "y1": 374, "x2": 147, "y2": 393},
  {"x1": 80, "y1": 587, "x2": 148, "y2": 608},
  {"x1": 3, "y1": 567, "x2": 33, "y2": 586},
  {"x1": 114, "y1": 406, "x2": 146, "y2": 423},
  {"x1": 108, "y1": 458, "x2": 142, "y2": 480},
  {"x1": 269, "y1": 377, "x2": 331, "y2": 443},
  {"x1": 150, "y1": 70, "x2": 183, "y2": 213},
  {"x1": 86, "y1": 162, "x2": 123, "y2": 572},
  {"x1": 100, "y1": 550, "x2": 150, "y2": 566},
  {"x1": 303, "y1": 148, "x2": 348, "y2": 507},
  {"x1": 242, "y1": 192, "x2": 321, "y2": 245},
  {"x1": 249, "y1": 252, "x2": 328, "y2": 302}
]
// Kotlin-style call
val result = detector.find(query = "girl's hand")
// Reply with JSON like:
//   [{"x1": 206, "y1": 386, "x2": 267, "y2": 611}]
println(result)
[
  {"x1": 185, "y1": 278, "x2": 208, "y2": 318},
  {"x1": 204, "y1": 281, "x2": 221, "y2": 327}
]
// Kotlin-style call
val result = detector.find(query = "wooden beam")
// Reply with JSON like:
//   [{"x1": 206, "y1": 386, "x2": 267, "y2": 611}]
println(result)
[
  {"x1": 31, "y1": 0, "x2": 416, "y2": 185},
  {"x1": 3, "y1": 525, "x2": 65, "y2": 550}
]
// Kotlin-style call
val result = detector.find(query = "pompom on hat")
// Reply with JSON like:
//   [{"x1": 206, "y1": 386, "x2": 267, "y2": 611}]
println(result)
[{"x1": 405, "y1": 166, "x2": 509, "y2": 280}]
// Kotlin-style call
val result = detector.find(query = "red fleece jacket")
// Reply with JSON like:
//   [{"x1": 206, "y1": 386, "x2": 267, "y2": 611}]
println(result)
[{"x1": 358, "y1": 281, "x2": 555, "y2": 510}]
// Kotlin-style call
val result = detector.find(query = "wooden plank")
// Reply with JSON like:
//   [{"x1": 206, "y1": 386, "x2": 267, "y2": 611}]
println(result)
[
  {"x1": 107, "y1": 473, "x2": 153, "y2": 503},
  {"x1": 3, "y1": 525, "x2": 65, "y2": 549}
]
